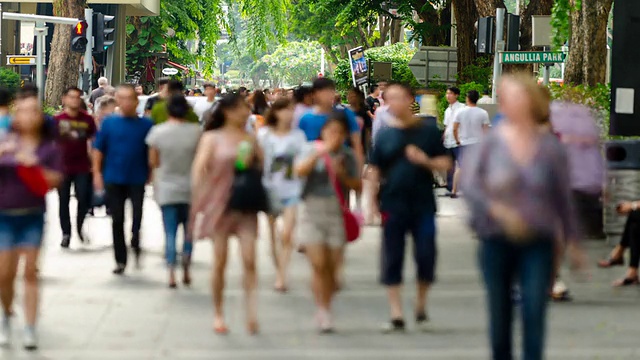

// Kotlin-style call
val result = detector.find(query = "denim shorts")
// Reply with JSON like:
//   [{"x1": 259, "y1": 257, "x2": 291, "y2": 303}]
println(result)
[{"x1": 0, "y1": 211, "x2": 45, "y2": 251}]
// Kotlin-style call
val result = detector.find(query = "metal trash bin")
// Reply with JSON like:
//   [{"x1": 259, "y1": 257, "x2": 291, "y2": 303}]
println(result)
[{"x1": 604, "y1": 140, "x2": 640, "y2": 244}]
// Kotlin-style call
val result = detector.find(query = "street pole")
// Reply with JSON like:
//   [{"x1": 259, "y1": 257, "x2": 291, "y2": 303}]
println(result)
[
  {"x1": 542, "y1": 45, "x2": 550, "y2": 86},
  {"x1": 83, "y1": 8, "x2": 93, "y2": 93},
  {"x1": 491, "y1": 8, "x2": 505, "y2": 103},
  {"x1": 320, "y1": 47, "x2": 325, "y2": 76},
  {"x1": 0, "y1": 4, "x2": 3, "y2": 58},
  {"x1": 35, "y1": 22, "x2": 47, "y2": 104}
]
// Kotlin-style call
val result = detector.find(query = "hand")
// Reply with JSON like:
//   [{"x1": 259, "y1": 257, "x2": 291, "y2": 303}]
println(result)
[
  {"x1": 0, "y1": 140, "x2": 16, "y2": 156},
  {"x1": 617, "y1": 202, "x2": 634, "y2": 215},
  {"x1": 93, "y1": 173, "x2": 104, "y2": 192},
  {"x1": 14, "y1": 150, "x2": 38, "y2": 167},
  {"x1": 490, "y1": 202, "x2": 530, "y2": 240},
  {"x1": 405, "y1": 145, "x2": 429, "y2": 166}
]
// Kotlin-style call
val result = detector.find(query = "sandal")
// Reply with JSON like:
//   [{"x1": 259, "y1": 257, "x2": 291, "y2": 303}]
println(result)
[
  {"x1": 613, "y1": 277, "x2": 640, "y2": 287},
  {"x1": 598, "y1": 257, "x2": 624, "y2": 268}
]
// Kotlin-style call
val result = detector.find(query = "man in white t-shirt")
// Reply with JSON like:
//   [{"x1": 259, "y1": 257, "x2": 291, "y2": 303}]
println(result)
[
  {"x1": 193, "y1": 82, "x2": 217, "y2": 124},
  {"x1": 453, "y1": 90, "x2": 490, "y2": 149},
  {"x1": 442, "y1": 87, "x2": 464, "y2": 197}
]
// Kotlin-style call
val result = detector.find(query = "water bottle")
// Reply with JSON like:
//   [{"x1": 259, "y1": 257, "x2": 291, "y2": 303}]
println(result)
[{"x1": 235, "y1": 140, "x2": 252, "y2": 171}]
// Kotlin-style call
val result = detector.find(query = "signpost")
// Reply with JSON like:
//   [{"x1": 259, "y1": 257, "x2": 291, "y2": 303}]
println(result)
[
  {"x1": 348, "y1": 46, "x2": 368, "y2": 87},
  {"x1": 6, "y1": 55, "x2": 38, "y2": 66},
  {"x1": 501, "y1": 51, "x2": 566, "y2": 64}
]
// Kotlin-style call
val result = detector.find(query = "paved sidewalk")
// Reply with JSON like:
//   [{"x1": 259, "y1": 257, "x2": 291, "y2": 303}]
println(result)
[{"x1": 2, "y1": 190, "x2": 640, "y2": 359}]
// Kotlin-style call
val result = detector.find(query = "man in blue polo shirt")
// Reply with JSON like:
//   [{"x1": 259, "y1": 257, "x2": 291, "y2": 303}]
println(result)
[
  {"x1": 93, "y1": 84, "x2": 153, "y2": 275},
  {"x1": 298, "y1": 78, "x2": 364, "y2": 168}
]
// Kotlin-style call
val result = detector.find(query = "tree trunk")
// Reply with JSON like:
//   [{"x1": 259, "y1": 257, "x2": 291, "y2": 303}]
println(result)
[
  {"x1": 474, "y1": 0, "x2": 506, "y2": 17},
  {"x1": 412, "y1": 0, "x2": 451, "y2": 46},
  {"x1": 390, "y1": 19, "x2": 403, "y2": 44},
  {"x1": 45, "y1": 0, "x2": 86, "y2": 107},
  {"x1": 519, "y1": 0, "x2": 553, "y2": 51},
  {"x1": 565, "y1": 0, "x2": 613, "y2": 86},
  {"x1": 452, "y1": 0, "x2": 479, "y2": 73}
]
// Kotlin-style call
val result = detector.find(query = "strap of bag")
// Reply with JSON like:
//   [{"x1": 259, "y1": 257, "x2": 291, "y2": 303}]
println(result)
[{"x1": 314, "y1": 141, "x2": 347, "y2": 208}]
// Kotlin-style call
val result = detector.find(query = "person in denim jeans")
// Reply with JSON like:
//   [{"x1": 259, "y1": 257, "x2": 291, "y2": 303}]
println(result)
[
  {"x1": 0, "y1": 91, "x2": 63, "y2": 350},
  {"x1": 146, "y1": 94, "x2": 201, "y2": 288},
  {"x1": 462, "y1": 74, "x2": 587, "y2": 360}
]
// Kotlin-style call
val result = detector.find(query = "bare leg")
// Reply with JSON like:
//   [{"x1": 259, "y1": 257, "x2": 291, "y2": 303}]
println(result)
[
  {"x1": 237, "y1": 217, "x2": 259, "y2": 334},
  {"x1": 278, "y1": 208, "x2": 297, "y2": 291},
  {"x1": 268, "y1": 216, "x2": 284, "y2": 290},
  {"x1": 19, "y1": 248, "x2": 40, "y2": 326},
  {"x1": 0, "y1": 250, "x2": 18, "y2": 316},
  {"x1": 211, "y1": 232, "x2": 230, "y2": 332},
  {"x1": 451, "y1": 167, "x2": 460, "y2": 196},
  {"x1": 415, "y1": 281, "x2": 430, "y2": 316},
  {"x1": 305, "y1": 244, "x2": 333, "y2": 330},
  {"x1": 387, "y1": 285, "x2": 403, "y2": 320}
]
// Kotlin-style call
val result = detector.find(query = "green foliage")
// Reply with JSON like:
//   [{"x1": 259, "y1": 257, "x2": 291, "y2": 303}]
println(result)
[
  {"x1": 456, "y1": 57, "x2": 492, "y2": 92},
  {"x1": 0, "y1": 68, "x2": 20, "y2": 92},
  {"x1": 259, "y1": 41, "x2": 324, "y2": 86},
  {"x1": 434, "y1": 82, "x2": 485, "y2": 124},
  {"x1": 43, "y1": 106, "x2": 61, "y2": 116},
  {"x1": 551, "y1": 0, "x2": 582, "y2": 49},
  {"x1": 333, "y1": 43, "x2": 420, "y2": 91}
]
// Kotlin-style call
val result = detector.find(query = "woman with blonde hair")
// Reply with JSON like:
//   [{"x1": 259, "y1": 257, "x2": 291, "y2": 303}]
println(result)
[{"x1": 462, "y1": 74, "x2": 587, "y2": 360}]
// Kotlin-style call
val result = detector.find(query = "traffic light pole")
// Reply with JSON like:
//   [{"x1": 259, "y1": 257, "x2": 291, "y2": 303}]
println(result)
[
  {"x1": 83, "y1": 8, "x2": 93, "y2": 93},
  {"x1": 1, "y1": 12, "x2": 81, "y2": 104},
  {"x1": 491, "y1": 8, "x2": 505, "y2": 103}
]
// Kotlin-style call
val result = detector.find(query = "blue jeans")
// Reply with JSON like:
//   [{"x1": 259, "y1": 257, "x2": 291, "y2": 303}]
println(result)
[
  {"x1": 446, "y1": 147, "x2": 460, "y2": 192},
  {"x1": 0, "y1": 211, "x2": 45, "y2": 251},
  {"x1": 160, "y1": 204, "x2": 193, "y2": 268},
  {"x1": 479, "y1": 236, "x2": 554, "y2": 360},
  {"x1": 380, "y1": 211, "x2": 437, "y2": 285}
]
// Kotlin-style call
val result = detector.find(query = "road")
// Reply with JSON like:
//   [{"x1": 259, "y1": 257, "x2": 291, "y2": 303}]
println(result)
[{"x1": 2, "y1": 190, "x2": 640, "y2": 359}]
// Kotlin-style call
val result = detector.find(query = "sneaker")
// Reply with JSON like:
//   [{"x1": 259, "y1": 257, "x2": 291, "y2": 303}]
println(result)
[
  {"x1": 0, "y1": 316, "x2": 10, "y2": 347},
  {"x1": 381, "y1": 318, "x2": 405, "y2": 334},
  {"x1": 415, "y1": 313, "x2": 430, "y2": 332},
  {"x1": 112, "y1": 264, "x2": 126, "y2": 275},
  {"x1": 22, "y1": 326, "x2": 37, "y2": 351},
  {"x1": 60, "y1": 235, "x2": 71, "y2": 248}
]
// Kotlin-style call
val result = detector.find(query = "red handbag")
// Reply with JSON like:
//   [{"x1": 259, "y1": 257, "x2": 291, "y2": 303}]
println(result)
[
  {"x1": 16, "y1": 165, "x2": 50, "y2": 197},
  {"x1": 315, "y1": 141, "x2": 362, "y2": 243}
]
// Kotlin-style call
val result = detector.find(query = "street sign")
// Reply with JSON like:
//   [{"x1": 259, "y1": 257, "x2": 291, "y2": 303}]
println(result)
[
  {"x1": 501, "y1": 51, "x2": 566, "y2": 64},
  {"x1": 409, "y1": 46, "x2": 457, "y2": 87},
  {"x1": 6, "y1": 55, "x2": 37, "y2": 66},
  {"x1": 162, "y1": 67, "x2": 178, "y2": 76}
]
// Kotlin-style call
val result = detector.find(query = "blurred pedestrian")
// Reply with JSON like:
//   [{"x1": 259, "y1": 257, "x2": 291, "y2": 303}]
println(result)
[
  {"x1": 294, "y1": 110, "x2": 361, "y2": 332},
  {"x1": 368, "y1": 82, "x2": 452, "y2": 333},
  {"x1": 462, "y1": 74, "x2": 587, "y2": 360},
  {"x1": 191, "y1": 93, "x2": 265, "y2": 335},
  {"x1": 146, "y1": 94, "x2": 201, "y2": 288},
  {"x1": 259, "y1": 98, "x2": 306, "y2": 292},
  {"x1": 55, "y1": 87, "x2": 97, "y2": 247},
  {"x1": 0, "y1": 90, "x2": 63, "y2": 350},
  {"x1": 442, "y1": 87, "x2": 464, "y2": 198},
  {"x1": 92, "y1": 84, "x2": 153, "y2": 275}
]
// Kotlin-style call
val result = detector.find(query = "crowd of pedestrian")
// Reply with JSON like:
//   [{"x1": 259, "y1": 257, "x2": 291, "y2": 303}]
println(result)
[{"x1": 0, "y1": 71, "x2": 614, "y2": 360}]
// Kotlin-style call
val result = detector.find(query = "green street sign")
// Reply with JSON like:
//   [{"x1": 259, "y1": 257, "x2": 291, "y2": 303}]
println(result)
[{"x1": 501, "y1": 51, "x2": 566, "y2": 64}]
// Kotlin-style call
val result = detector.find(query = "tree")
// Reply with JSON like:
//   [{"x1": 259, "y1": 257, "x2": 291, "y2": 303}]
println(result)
[
  {"x1": 259, "y1": 41, "x2": 324, "y2": 86},
  {"x1": 44, "y1": 0, "x2": 86, "y2": 107},
  {"x1": 560, "y1": 0, "x2": 613, "y2": 86}
]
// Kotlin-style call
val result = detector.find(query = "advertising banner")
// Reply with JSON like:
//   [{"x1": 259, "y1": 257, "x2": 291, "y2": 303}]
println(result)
[{"x1": 348, "y1": 46, "x2": 368, "y2": 87}]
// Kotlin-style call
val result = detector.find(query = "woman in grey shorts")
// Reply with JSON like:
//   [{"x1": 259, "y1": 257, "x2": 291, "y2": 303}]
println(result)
[{"x1": 294, "y1": 111, "x2": 361, "y2": 333}]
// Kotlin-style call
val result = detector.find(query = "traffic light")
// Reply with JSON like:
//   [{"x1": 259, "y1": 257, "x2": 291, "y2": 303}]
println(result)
[
  {"x1": 475, "y1": 17, "x2": 495, "y2": 54},
  {"x1": 70, "y1": 20, "x2": 88, "y2": 53},
  {"x1": 92, "y1": 12, "x2": 115, "y2": 53},
  {"x1": 506, "y1": 14, "x2": 521, "y2": 51}
]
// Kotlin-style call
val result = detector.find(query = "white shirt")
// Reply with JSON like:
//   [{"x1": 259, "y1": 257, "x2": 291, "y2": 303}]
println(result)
[
  {"x1": 477, "y1": 95, "x2": 493, "y2": 104},
  {"x1": 193, "y1": 98, "x2": 216, "y2": 123},
  {"x1": 258, "y1": 128, "x2": 307, "y2": 200},
  {"x1": 453, "y1": 106, "x2": 490, "y2": 146},
  {"x1": 443, "y1": 102, "x2": 465, "y2": 149}
]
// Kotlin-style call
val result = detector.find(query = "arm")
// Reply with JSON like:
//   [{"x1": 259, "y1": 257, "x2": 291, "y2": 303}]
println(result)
[
  {"x1": 148, "y1": 147, "x2": 160, "y2": 169},
  {"x1": 294, "y1": 149, "x2": 322, "y2": 177},
  {"x1": 336, "y1": 152, "x2": 362, "y2": 192},
  {"x1": 191, "y1": 132, "x2": 215, "y2": 189},
  {"x1": 453, "y1": 122, "x2": 461, "y2": 144}
]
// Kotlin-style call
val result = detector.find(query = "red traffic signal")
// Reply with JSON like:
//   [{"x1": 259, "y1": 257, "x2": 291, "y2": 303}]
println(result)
[{"x1": 75, "y1": 20, "x2": 87, "y2": 36}]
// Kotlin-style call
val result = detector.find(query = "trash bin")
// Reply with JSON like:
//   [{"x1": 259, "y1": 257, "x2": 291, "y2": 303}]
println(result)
[{"x1": 604, "y1": 140, "x2": 640, "y2": 244}]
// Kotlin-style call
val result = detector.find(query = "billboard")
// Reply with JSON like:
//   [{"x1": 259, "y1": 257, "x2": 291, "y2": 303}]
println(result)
[{"x1": 348, "y1": 46, "x2": 368, "y2": 87}]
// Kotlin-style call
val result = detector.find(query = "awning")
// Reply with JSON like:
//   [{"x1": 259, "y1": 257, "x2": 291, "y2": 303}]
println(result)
[{"x1": 166, "y1": 61, "x2": 188, "y2": 72}]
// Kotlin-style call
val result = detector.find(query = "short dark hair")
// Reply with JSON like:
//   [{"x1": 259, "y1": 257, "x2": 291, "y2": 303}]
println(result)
[
  {"x1": 157, "y1": 77, "x2": 170, "y2": 86},
  {"x1": 239, "y1": 86, "x2": 248, "y2": 93},
  {"x1": 63, "y1": 87, "x2": 83, "y2": 96},
  {"x1": 167, "y1": 80, "x2": 184, "y2": 93},
  {"x1": 369, "y1": 84, "x2": 379, "y2": 94},
  {"x1": 467, "y1": 90, "x2": 480, "y2": 104},
  {"x1": 483, "y1": 89, "x2": 490, "y2": 95},
  {"x1": 387, "y1": 81, "x2": 415, "y2": 97},
  {"x1": 447, "y1": 87, "x2": 461, "y2": 96},
  {"x1": 16, "y1": 83, "x2": 39, "y2": 100},
  {"x1": 204, "y1": 92, "x2": 247, "y2": 131},
  {"x1": 312, "y1": 78, "x2": 336, "y2": 92},
  {"x1": 0, "y1": 87, "x2": 13, "y2": 107},
  {"x1": 293, "y1": 86, "x2": 312, "y2": 103},
  {"x1": 167, "y1": 94, "x2": 192, "y2": 119},
  {"x1": 319, "y1": 110, "x2": 350, "y2": 140}
]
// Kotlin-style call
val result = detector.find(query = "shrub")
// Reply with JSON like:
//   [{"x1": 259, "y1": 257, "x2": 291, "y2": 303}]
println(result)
[
  {"x1": 0, "y1": 68, "x2": 20, "y2": 92},
  {"x1": 333, "y1": 43, "x2": 421, "y2": 91},
  {"x1": 457, "y1": 57, "x2": 492, "y2": 92}
]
